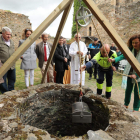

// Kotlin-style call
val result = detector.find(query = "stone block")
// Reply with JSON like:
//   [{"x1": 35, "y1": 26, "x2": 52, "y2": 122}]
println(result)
[
  {"x1": 3, "y1": 136, "x2": 12, "y2": 140},
  {"x1": 8, "y1": 122, "x2": 18, "y2": 128},
  {"x1": 27, "y1": 133, "x2": 37, "y2": 140}
]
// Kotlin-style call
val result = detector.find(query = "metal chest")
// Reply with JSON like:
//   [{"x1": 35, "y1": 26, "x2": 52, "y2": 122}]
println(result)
[{"x1": 72, "y1": 102, "x2": 92, "y2": 123}]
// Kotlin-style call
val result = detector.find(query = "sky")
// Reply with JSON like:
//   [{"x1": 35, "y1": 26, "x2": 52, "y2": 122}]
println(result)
[{"x1": 0, "y1": 0, "x2": 74, "y2": 39}]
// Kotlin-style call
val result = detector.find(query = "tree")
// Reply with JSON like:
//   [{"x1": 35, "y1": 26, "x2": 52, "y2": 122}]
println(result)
[{"x1": 72, "y1": 0, "x2": 87, "y2": 37}]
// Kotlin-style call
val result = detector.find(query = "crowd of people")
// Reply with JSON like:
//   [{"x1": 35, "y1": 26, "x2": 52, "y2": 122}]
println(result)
[{"x1": 0, "y1": 26, "x2": 140, "y2": 112}]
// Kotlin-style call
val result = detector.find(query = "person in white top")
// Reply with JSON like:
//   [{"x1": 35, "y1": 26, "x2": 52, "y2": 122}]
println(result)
[
  {"x1": 19, "y1": 29, "x2": 37, "y2": 88},
  {"x1": 69, "y1": 33, "x2": 88, "y2": 85}
]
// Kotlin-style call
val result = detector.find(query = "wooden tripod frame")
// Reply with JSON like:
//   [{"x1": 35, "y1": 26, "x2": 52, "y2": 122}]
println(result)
[{"x1": 0, "y1": 0, "x2": 140, "y2": 83}]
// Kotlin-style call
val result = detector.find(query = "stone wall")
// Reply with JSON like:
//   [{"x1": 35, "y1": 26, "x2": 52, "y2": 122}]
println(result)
[
  {"x1": 0, "y1": 9, "x2": 31, "y2": 49},
  {"x1": 0, "y1": 83, "x2": 140, "y2": 140},
  {"x1": 79, "y1": 0, "x2": 140, "y2": 46}
]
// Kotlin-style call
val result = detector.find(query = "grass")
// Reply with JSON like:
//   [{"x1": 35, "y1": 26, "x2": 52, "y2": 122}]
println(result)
[
  {"x1": 1, "y1": 60, "x2": 124, "y2": 95},
  {"x1": 15, "y1": 59, "x2": 42, "y2": 90},
  {"x1": 85, "y1": 70, "x2": 123, "y2": 94}
]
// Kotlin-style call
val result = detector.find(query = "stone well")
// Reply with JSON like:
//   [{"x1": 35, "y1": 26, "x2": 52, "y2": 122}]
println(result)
[{"x1": 0, "y1": 83, "x2": 140, "y2": 140}]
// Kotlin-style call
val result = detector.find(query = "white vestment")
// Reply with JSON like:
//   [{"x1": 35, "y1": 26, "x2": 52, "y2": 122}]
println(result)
[{"x1": 69, "y1": 41, "x2": 88, "y2": 85}]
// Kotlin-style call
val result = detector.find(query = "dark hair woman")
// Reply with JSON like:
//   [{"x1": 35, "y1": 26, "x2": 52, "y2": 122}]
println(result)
[{"x1": 108, "y1": 34, "x2": 140, "y2": 112}]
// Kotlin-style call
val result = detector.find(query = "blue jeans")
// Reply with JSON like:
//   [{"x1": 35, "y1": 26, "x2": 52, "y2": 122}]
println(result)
[{"x1": 0, "y1": 69, "x2": 16, "y2": 94}]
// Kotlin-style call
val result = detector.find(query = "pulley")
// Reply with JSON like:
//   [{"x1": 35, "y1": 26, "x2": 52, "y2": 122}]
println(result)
[{"x1": 75, "y1": 2, "x2": 92, "y2": 27}]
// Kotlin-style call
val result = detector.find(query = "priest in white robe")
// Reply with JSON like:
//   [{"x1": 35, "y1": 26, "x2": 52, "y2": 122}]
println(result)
[{"x1": 69, "y1": 33, "x2": 88, "y2": 85}]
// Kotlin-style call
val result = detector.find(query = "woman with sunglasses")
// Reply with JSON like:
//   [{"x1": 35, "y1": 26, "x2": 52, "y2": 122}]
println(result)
[
  {"x1": 19, "y1": 29, "x2": 37, "y2": 88},
  {"x1": 108, "y1": 34, "x2": 140, "y2": 112}
]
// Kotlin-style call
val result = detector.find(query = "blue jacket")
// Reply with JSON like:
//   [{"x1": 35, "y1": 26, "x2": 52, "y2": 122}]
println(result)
[{"x1": 88, "y1": 43, "x2": 101, "y2": 49}]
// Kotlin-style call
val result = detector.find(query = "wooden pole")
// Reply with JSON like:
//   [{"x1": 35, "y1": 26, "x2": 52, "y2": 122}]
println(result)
[
  {"x1": 41, "y1": 0, "x2": 74, "y2": 83},
  {"x1": 0, "y1": 0, "x2": 72, "y2": 79},
  {"x1": 83, "y1": 0, "x2": 140, "y2": 77}
]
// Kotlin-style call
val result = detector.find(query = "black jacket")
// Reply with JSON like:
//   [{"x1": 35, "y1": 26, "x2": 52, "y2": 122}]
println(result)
[
  {"x1": 63, "y1": 44, "x2": 71, "y2": 66},
  {"x1": 54, "y1": 44, "x2": 68, "y2": 71}
]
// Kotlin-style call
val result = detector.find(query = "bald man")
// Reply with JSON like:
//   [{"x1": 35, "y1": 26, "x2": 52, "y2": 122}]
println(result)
[{"x1": 81, "y1": 44, "x2": 117, "y2": 99}]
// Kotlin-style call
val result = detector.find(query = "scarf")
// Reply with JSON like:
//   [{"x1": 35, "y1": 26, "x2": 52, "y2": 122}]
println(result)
[{"x1": 123, "y1": 48, "x2": 140, "y2": 83}]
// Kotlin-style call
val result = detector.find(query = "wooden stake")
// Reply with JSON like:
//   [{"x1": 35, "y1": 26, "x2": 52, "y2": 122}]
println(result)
[
  {"x1": 0, "y1": 0, "x2": 72, "y2": 79},
  {"x1": 41, "y1": 0, "x2": 74, "y2": 83}
]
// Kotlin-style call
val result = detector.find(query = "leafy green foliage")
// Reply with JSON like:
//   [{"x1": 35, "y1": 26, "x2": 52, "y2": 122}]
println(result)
[{"x1": 72, "y1": 0, "x2": 87, "y2": 37}]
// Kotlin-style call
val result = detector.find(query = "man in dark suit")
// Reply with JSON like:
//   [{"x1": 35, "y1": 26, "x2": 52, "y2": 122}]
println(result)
[
  {"x1": 54, "y1": 36, "x2": 68, "y2": 84},
  {"x1": 36, "y1": 33, "x2": 54, "y2": 83}
]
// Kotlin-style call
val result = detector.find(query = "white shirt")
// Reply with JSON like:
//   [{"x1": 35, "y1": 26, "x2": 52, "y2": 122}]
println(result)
[
  {"x1": 43, "y1": 42, "x2": 50, "y2": 59},
  {"x1": 69, "y1": 41, "x2": 88, "y2": 85},
  {"x1": 2, "y1": 36, "x2": 10, "y2": 47}
]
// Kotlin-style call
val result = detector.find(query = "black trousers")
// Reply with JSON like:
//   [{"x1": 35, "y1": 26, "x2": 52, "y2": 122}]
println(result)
[
  {"x1": 56, "y1": 71, "x2": 64, "y2": 84},
  {"x1": 0, "y1": 69, "x2": 16, "y2": 94},
  {"x1": 97, "y1": 68, "x2": 113, "y2": 98}
]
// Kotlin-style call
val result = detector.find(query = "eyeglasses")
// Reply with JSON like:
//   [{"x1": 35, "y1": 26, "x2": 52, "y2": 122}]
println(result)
[{"x1": 75, "y1": 37, "x2": 81, "y2": 38}]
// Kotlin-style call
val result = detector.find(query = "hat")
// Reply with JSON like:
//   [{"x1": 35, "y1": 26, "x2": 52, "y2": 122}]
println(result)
[{"x1": 94, "y1": 38, "x2": 98, "y2": 41}]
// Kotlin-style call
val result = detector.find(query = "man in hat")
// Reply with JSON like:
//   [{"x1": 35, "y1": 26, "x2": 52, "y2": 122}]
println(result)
[{"x1": 87, "y1": 38, "x2": 102, "y2": 80}]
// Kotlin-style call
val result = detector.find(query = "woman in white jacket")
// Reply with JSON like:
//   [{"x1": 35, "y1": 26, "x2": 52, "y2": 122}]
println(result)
[{"x1": 19, "y1": 29, "x2": 37, "y2": 88}]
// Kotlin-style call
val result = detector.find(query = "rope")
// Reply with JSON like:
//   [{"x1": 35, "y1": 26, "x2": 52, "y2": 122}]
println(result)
[
  {"x1": 91, "y1": 17, "x2": 140, "y2": 99},
  {"x1": 76, "y1": 21, "x2": 83, "y2": 94}
]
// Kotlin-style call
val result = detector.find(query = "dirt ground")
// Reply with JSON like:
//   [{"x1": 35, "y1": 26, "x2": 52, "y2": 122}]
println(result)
[{"x1": 85, "y1": 72, "x2": 134, "y2": 111}]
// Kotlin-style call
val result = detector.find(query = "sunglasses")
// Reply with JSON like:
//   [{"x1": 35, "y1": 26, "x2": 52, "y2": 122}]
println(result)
[{"x1": 25, "y1": 29, "x2": 31, "y2": 31}]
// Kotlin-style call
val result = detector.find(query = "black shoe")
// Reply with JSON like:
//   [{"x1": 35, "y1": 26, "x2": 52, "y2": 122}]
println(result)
[{"x1": 89, "y1": 76, "x2": 92, "y2": 80}]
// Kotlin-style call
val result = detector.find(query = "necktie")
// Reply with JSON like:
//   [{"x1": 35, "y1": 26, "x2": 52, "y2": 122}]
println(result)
[{"x1": 44, "y1": 43, "x2": 47, "y2": 61}]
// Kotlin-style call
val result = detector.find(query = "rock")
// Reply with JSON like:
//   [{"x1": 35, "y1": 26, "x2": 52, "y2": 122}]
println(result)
[
  {"x1": 94, "y1": 130, "x2": 115, "y2": 140},
  {"x1": 40, "y1": 135, "x2": 51, "y2": 140},
  {"x1": 4, "y1": 91, "x2": 19, "y2": 96},
  {"x1": 22, "y1": 125, "x2": 34, "y2": 132},
  {"x1": 0, "y1": 95, "x2": 8, "y2": 102},
  {"x1": 2, "y1": 120, "x2": 11, "y2": 132},
  {"x1": 3, "y1": 136, "x2": 12, "y2": 140},
  {"x1": 65, "y1": 137, "x2": 82, "y2": 140},
  {"x1": 3, "y1": 114, "x2": 17, "y2": 120},
  {"x1": 27, "y1": 133, "x2": 37, "y2": 140},
  {"x1": 28, "y1": 90, "x2": 37, "y2": 97},
  {"x1": 0, "y1": 122, "x2": 4, "y2": 127},
  {"x1": 0, "y1": 103, "x2": 4, "y2": 108},
  {"x1": 16, "y1": 97, "x2": 25, "y2": 103},
  {"x1": 8, "y1": 122, "x2": 18, "y2": 128}
]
